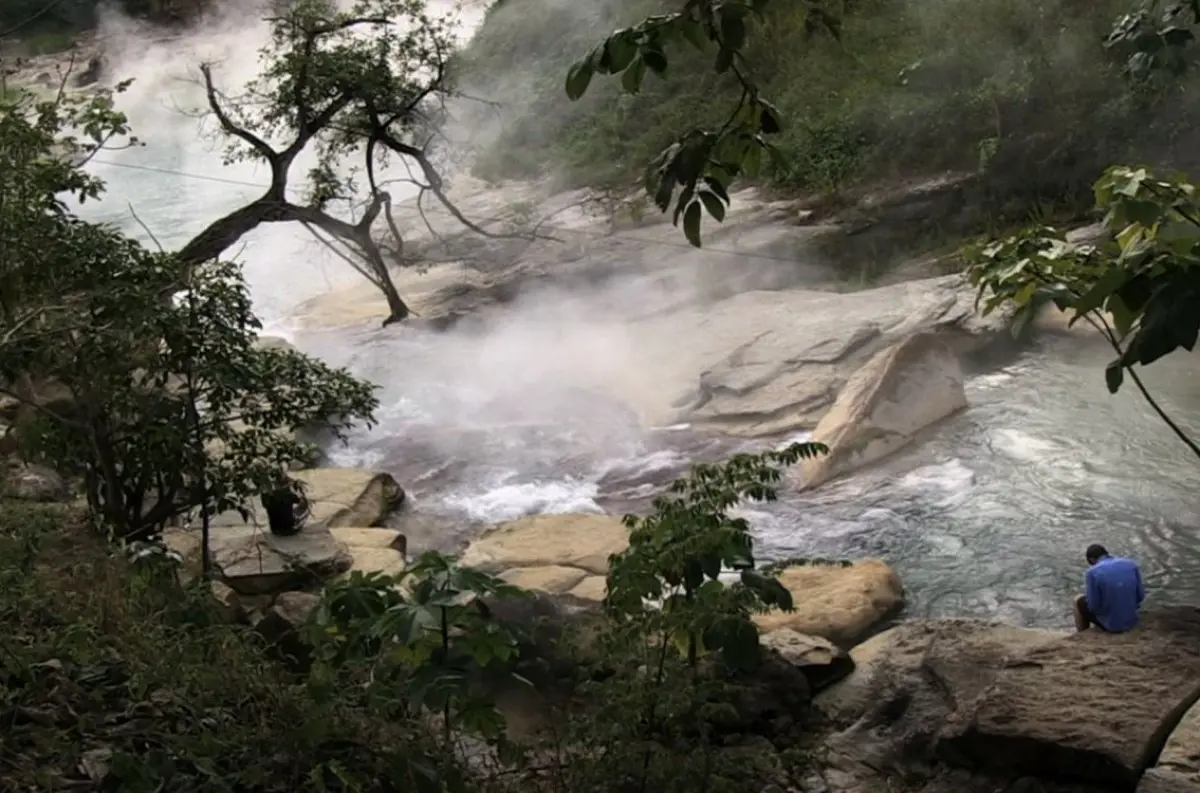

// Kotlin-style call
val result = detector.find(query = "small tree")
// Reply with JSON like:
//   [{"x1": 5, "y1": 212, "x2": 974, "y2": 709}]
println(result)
[
  {"x1": 306, "y1": 552, "x2": 530, "y2": 766},
  {"x1": 178, "y1": 0, "x2": 529, "y2": 324},
  {"x1": 546, "y1": 441, "x2": 827, "y2": 793},
  {"x1": 966, "y1": 164, "x2": 1200, "y2": 460}
]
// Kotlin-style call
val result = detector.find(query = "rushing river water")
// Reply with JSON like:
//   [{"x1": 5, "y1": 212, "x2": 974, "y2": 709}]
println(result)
[{"x1": 72, "y1": 7, "x2": 1200, "y2": 633}]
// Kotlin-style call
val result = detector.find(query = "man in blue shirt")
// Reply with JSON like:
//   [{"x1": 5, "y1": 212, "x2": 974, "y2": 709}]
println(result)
[{"x1": 1073, "y1": 544, "x2": 1145, "y2": 633}]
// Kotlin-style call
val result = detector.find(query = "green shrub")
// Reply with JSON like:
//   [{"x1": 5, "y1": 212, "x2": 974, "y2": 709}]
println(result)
[{"x1": 0, "y1": 501, "x2": 451, "y2": 792}]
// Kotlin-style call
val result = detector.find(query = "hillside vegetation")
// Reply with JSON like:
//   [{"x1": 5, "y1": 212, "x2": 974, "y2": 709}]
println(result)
[{"x1": 458, "y1": 0, "x2": 1200, "y2": 221}]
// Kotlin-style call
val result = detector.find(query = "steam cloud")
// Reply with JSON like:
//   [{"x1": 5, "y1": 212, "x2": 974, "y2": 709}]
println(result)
[{"x1": 75, "y1": 0, "x2": 750, "y2": 524}]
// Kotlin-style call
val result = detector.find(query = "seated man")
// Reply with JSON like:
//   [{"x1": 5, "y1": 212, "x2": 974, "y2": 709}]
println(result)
[{"x1": 1074, "y1": 543, "x2": 1145, "y2": 633}]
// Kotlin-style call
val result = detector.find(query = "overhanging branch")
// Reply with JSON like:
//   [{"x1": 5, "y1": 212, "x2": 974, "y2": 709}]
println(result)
[{"x1": 199, "y1": 63, "x2": 278, "y2": 166}]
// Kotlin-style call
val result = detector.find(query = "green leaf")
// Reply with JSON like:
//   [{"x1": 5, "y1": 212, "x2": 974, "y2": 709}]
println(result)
[
  {"x1": 703, "y1": 176, "x2": 731, "y2": 203},
  {"x1": 699, "y1": 190, "x2": 727, "y2": 222},
  {"x1": 565, "y1": 59, "x2": 594, "y2": 100},
  {"x1": 1105, "y1": 359, "x2": 1125, "y2": 393},
  {"x1": 719, "y1": 10, "x2": 747, "y2": 51},
  {"x1": 641, "y1": 48, "x2": 669, "y2": 75},
  {"x1": 1073, "y1": 265, "x2": 1131, "y2": 317},
  {"x1": 714, "y1": 46, "x2": 734, "y2": 74},
  {"x1": 679, "y1": 18, "x2": 710, "y2": 51},
  {"x1": 759, "y1": 102, "x2": 782, "y2": 135},
  {"x1": 621, "y1": 57, "x2": 647, "y2": 94},
  {"x1": 740, "y1": 570, "x2": 793, "y2": 610},
  {"x1": 682, "y1": 199, "x2": 703, "y2": 247},
  {"x1": 603, "y1": 33, "x2": 639, "y2": 72}
]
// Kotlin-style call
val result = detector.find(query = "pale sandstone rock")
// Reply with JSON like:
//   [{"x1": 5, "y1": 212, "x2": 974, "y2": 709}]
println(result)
[
  {"x1": 460, "y1": 513, "x2": 628, "y2": 579},
  {"x1": 6, "y1": 464, "x2": 69, "y2": 502},
  {"x1": 255, "y1": 335, "x2": 297, "y2": 352},
  {"x1": 459, "y1": 513, "x2": 631, "y2": 603},
  {"x1": 164, "y1": 468, "x2": 402, "y2": 595},
  {"x1": 255, "y1": 591, "x2": 321, "y2": 645},
  {"x1": 331, "y1": 526, "x2": 408, "y2": 578},
  {"x1": 568, "y1": 575, "x2": 608, "y2": 602},
  {"x1": 330, "y1": 526, "x2": 407, "y2": 552},
  {"x1": 821, "y1": 611, "x2": 1200, "y2": 790},
  {"x1": 754, "y1": 559, "x2": 904, "y2": 646},
  {"x1": 204, "y1": 523, "x2": 352, "y2": 596},
  {"x1": 797, "y1": 333, "x2": 967, "y2": 490},
  {"x1": 760, "y1": 628, "x2": 854, "y2": 693},
  {"x1": 499, "y1": 565, "x2": 590, "y2": 594},
  {"x1": 814, "y1": 619, "x2": 1063, "y2": 727},
  {"x1": 341, "y1": 544, "x2": 407, "y2": 577},
  {"x1": 208, "y1": 579, "x2": 243, "y2": 623},
  {"x1": 292, "y1": 468, "x2": 405, "y2": 527}
]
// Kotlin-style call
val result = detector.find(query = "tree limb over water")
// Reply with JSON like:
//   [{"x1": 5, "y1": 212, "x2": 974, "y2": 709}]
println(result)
[{"x1": 176, "y1": 0, "x2": 532, "y2": 326}]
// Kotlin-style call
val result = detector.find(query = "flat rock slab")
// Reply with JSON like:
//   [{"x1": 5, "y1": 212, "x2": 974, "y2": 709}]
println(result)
[
  {"x1": 208, "y1": 523, "x2": 352, "y2": 595},
  {"x1": 939, "y1": 608, "x2": 1200, "y2": 790},
  {"x1": 460, "y1": 513, "x2": 629, "y2": 578}
]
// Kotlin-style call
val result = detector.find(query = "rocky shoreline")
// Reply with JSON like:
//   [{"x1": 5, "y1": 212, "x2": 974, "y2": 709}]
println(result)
[{"x1": 165, "y1": 482, "x2": 1200, "y2": 793}]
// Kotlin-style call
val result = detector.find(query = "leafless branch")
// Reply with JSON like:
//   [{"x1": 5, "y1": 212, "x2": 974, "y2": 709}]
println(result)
[
  {"x1": 128, "y1": 204, "x2": 166, "y2": 253},
  {"x1": 199, "y1": 63, "x2": 278, "y2": 164},
  {"x1": 299, "y1": 221, "x2": 379, "y2": 284}
]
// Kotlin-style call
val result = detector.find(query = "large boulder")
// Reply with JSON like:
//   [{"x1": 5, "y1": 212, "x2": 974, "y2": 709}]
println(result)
[
  {"x1": 5, "y1": 464, "x2": 69, "y2": 502},
  {"x1": 1139, "y1": 698, "x2": 1200, "y2": 793},
  {"x1": 163, "y1": 468, "x2": 402, "y2": 594},
  {"x1": 939, "y1": 607, "x2": 1200, "y2": 790},
  {"x1": 203, "y1": 522, "x2": 353, "y2": 596},
  {"x1": 331, "y1": 526, "x2": 408, "y2": 577},
  {"x1": 460, "y1": 513, "x2": 629, "y2": 602},
  {"x1": 255, "y1": 335, "x2": 297, "y2": 352},
  {"x1": 642, "y1": 274, "x2": 1005, "y2": 437},
  {"x1": 812, "y1": 610, "x2": 1200, "y2": 791},
  {"x1": 754, "y1": 560, "x2": 904, "y2": 646},
  {"x1": 760, "y1": 628, "x2": 855, "y2": 693},
  {"x1": 797, "y1": 332, "x2": 967, "y2": 490},
  {"x1": 292, "y1": 468, "x2": 405, "y2": 527}
]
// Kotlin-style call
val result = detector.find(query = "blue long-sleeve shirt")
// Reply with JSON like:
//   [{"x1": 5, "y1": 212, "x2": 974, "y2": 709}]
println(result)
[{"x1": 1085, "y1": 555, "x2": 1145, "y2": 632}]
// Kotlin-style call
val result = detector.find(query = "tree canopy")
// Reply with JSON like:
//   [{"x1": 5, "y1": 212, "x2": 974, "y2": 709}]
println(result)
[
  {"x1": 180, "y1": 0, "x2": 523, "y2": 325},
  {"x1": 966, "y1": 165, "x2": 1200, "y2": 459},
  {"x1": 0, "y1": 72, "x2": 378, "y2": 541}
]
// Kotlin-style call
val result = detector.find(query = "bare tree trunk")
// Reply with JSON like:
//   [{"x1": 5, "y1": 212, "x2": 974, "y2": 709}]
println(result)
[
  {"x1": 353, "y1": 228, "x2": 410, "y2": 325},
  {"x1": 177, "y1": 194, "x2": 412, "y2": 325}
]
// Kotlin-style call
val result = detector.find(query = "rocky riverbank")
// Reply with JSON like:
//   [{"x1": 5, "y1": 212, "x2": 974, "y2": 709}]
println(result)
[{"x1": 172, "y1": 488, "x2": 1200, "y2": 793}]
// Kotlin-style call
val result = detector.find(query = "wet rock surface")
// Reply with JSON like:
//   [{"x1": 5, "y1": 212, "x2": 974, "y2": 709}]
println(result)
[
  {"x1": 798, "y1": 332, "x2": 968, "y2": 489},
  {"x1": 810, "y1": 610, "x2": 1200, "y2": 792}
]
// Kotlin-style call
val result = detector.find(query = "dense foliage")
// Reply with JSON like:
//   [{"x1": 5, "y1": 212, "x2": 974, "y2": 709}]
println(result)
[
  {"x1": 0, "y1": 502, "x2": 451, "y2": 793},
  {"x1": 303, "y1": 441, "x2": 830, "y2": 793},
  {"x1": 0, "y1": 0, "x2": 211, "y2": 40},
  {"x1": 460, "y1": 0, "x2": 1200, "y2": 246},
  {"x1": 966, "y1": 164, "x2": 1200, "y2": 459},
  {"x1": 0, "y1": 436, "x2": 832, "y2": 790},
  {"x1": 0, "y1": 81, "x2": 378, "y2": 540}
]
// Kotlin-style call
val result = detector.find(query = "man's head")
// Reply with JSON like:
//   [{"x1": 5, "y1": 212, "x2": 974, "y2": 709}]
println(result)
[{"x1": 1085, "y1": 543, "x2": 1109, "y2": 565}]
